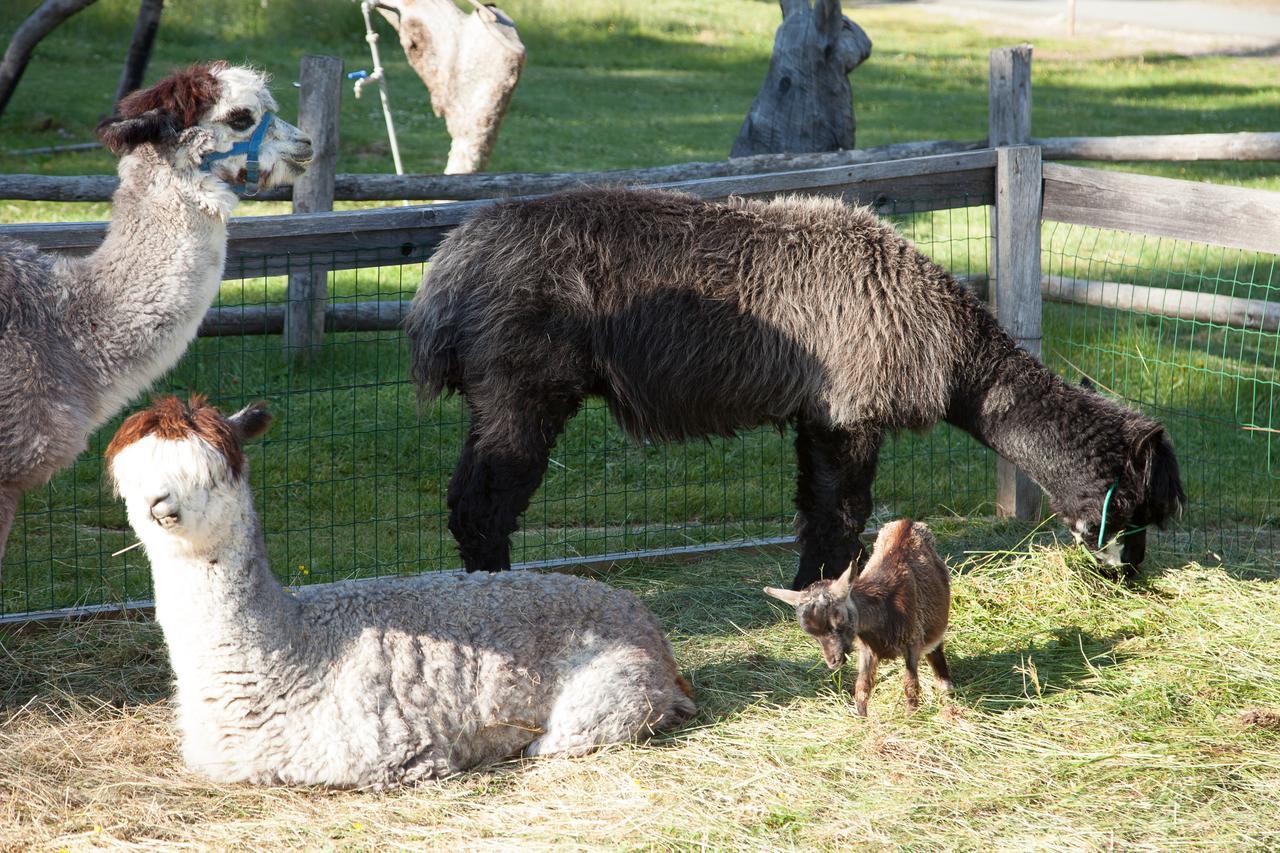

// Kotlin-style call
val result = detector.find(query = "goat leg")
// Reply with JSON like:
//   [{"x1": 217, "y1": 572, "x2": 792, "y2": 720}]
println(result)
[
  {"x1": 925, "y1": 643, "x2": 954, "y2": 696},
  {"x1": 853, "y1": 639, "x2": 877, "y2": 717},
  {"x1": 902, "y1": 648, "x2": 922, "y2": 713}
]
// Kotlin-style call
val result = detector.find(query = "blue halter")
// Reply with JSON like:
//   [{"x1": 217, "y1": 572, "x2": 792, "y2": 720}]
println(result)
[
  {"x1": 199, "y1": 112, "x2": 275, "y2": 196},
  {"x1": 1097, "y1": 479, "x2": 1147, "y2": 549}
]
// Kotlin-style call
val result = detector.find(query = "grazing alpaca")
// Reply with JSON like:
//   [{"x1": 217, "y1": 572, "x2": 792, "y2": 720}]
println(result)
[
  {"x1": 405, "y1": 188, "x2": 1186, "y2": 589},
  {"x1": 0, "y1": 63, "x2": 312, "y2": 571},
  {"x1": 107, "y1": 396, "x2": 695, "y2": 788},
  {"x1": 765, "y1": 519, "x2": 952, "y2": 716}
]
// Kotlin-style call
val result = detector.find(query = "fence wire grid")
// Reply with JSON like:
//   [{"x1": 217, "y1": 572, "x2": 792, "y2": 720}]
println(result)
[{"x1": 5, "y1": 189, "x2": 1277, "y2": 618}]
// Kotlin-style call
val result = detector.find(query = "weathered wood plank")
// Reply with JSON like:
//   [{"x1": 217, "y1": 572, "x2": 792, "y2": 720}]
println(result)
[
  {"x1": 0, "y1": 138, "x2": 989, "y2": 202},
  {"x1": 1042, "y1": 162, "x2": 1280, "y2": 256},
  {"x1": 989, "y1": 45, "x2": 1032, "y2": 148},
  {"x1": 994, "y1": 145, "x2": 1044, "y2": 522},
  {"x1": 1036, "y1": 131, "x2": 1280, "y2": 162},
  {"x1": 0, "y1": 151, "x2": 997, "y2": 277},
  {"x1": 1043, "y1": 275, "x2": 1280, "y2": 333},
  {"x1": 284, "y1": 55, "x2": 342, "y2": 362},
  {"x1": 199, "y1": 300, "x2": 410, "y2": 337}
]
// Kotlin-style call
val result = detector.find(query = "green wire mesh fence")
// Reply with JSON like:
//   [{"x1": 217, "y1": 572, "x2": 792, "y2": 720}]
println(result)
[
  {"x1": 1, "y1": 195, "x2": 995, "y2": 618},
  {"x1": 1041, "y1": 221, "x2": 1280, "y2": 563},
  {"x1": 7, "y1": 187, "x2": 1276, "y2": 619}
]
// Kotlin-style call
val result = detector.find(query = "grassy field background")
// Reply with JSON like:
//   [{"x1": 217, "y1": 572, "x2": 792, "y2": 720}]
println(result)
[{"x1": 1, "y1": 0, "x2": 1279, "y2": 846}]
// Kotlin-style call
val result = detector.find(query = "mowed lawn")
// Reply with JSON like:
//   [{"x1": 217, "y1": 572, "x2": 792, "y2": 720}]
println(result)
[{"x1": 1, "y1": 0, "x2": 1279, "y2": 847}]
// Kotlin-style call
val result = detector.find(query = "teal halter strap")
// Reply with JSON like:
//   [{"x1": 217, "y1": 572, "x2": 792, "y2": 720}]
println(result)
[
  {"x1": 199, "y1": 111, "x2": 275, "y2": 196},
  {"x1": 1097, "y1": 479, "x2": 1146, "y2": 549}
]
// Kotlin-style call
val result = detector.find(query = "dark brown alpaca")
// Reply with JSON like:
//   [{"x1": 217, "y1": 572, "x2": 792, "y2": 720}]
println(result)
[
  {"x1": 765, "y1": 519, "x2": 952, "y2": 716},
  {"x1": 404, "y1": 187, "x2": 1185, "y2": 589}
]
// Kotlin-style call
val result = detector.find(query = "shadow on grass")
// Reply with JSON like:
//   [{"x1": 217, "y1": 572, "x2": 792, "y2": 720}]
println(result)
[{"x1": 950, "y1": 627, "x2": 1134, "y2": 712}]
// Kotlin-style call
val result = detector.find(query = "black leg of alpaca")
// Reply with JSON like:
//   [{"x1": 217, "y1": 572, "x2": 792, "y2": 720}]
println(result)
[
  {"x1": 0, "y1": 485, "x2": 18, "y2": 574},
  {"x1": 791, "y1": 419, "x2": 882, "y2": 590},
  {"x1": 448, "y1": 395, "x2": 582, "y2": 573}
]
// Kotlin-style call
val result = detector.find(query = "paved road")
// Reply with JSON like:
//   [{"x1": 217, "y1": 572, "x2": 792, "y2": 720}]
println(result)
[{"x1": 919, "y1": 0, "x2": 1280, "y2": 40}]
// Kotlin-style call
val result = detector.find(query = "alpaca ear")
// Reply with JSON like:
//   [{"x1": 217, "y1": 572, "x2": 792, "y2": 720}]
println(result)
[
  {"x1": 1080, "y1": 376, "x2": 1095, "y2": 391},
  {"x1": 763, "y1": 586, "x2": 805, "y2": 606},
  {"x1": 1135, "y1": 426, "x2": 1186, "y2": 526},
  {"x1": 96, "y1": 109, "x2": 181, "y2": 155},
  {"x1": 229, "y1": 401, "x2": 273, "y2": 443},
  {"x1": 828, "y1": 562, "x2": 855, "y2": 598}
]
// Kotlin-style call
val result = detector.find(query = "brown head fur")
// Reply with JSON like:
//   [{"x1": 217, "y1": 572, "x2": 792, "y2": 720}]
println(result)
[
  {"x1": 106, "y1": 395, "x2": 246, "y2": 478},
  {"x1": 96, "y1": 63, "x2": 225, "y2": 154}
]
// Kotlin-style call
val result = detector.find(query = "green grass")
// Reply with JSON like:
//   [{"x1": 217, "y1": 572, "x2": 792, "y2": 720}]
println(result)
[{"x1": 2, "y1": 542, "x2": 1278, "y2": 847}]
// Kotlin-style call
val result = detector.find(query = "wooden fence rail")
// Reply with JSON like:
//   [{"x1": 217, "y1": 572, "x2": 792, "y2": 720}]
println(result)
[{"x1": 3, "y1": 131, "x2": 1278, "y2": 203}]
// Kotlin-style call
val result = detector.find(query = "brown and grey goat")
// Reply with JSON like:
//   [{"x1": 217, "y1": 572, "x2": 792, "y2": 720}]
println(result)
[{"x1": 765, "y1": 519, "x2": 952, "y2": 716}]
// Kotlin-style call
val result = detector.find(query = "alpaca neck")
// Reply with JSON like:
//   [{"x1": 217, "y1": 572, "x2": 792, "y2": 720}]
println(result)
[
  {"x1": 947, "y1": 326, "x2": 1127, "y2": 499},
  {"x1": 146, "y1": 488, "x2": 299, "y2": 680},
  {"x1": 77, "y1": 146, "x2": 238, "y2": 424}
]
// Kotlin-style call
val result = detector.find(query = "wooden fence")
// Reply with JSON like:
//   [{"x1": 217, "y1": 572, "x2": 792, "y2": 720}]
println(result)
[{"x1": 2, "y1": 46, "x2": 1279, "y2": 621}]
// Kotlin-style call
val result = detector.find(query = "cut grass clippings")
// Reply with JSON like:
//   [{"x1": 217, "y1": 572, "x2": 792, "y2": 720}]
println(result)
[{"x1": 2, "y1": 539, "x2": 1279, "y2": 848}]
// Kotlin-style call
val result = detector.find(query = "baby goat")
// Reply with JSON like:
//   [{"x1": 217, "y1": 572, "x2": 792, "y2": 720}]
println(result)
[{"x1": 765, "y1": 519, "x2": 952, "y2": 716}]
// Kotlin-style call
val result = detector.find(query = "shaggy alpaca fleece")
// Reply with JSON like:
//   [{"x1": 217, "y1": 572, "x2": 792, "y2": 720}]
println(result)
[
  {"x1": 406, "y1": 187, "x2": 1184, "y2": 588},
  {"x1": 0, "y1": 63, "x2": 310, "y2": 569},
  {"x1": 108, "y1": 397, "x2": 695, "y2": 789}
]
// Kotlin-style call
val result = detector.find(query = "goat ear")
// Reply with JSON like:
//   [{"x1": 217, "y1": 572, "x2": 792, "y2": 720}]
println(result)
[
  {"x1": 828, "y1": 562, "x2": 855, "y2": 598},
  {"x1": 763, "y1": 586, "x2": 805, "y2": 607},
  {"x1": 229, "y1": 401, "x2": 273, "y2": 443},
  {"x1": 96, "y1": 109, "x2": 180, "y2": 155}
]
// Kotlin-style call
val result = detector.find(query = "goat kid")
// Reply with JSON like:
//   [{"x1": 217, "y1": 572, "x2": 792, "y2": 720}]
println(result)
[{"x1": 766, "y1": 519, "x2": 952, "y2": 716}]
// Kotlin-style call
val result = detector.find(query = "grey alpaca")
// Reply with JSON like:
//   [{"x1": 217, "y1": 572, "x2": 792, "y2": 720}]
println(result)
[
  {"x1": 107, "y1": 396, "x2": 696, "y2": 789},
  {"x1": 0, "y1": 63, "x2": 311, "y2": 571},
  {"x1": 404, "y1": 187, "x2": 1185, "y2": 589},
  {"x1": 766, "y1": 519, "x2": 952, "y2": 716}
]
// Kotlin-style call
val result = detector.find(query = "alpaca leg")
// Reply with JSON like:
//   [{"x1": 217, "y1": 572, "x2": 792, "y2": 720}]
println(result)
[
  {"x1": 853, "y1": 640, "x2": 878, "y2": 717},
  {"x1": 792, "y1": 420, "x2": 881, "y2": 589},
  {"x1": 448, "y1": 391, "x2": 581, "y2": 573},
  {"x1": 0, "y1": 485, "x2": 18, "y2": 575},
  {"x1": 925, "y1": 643, "x2": 954, "y2": 695},
  {"x1": 903, "y1": 647, "x2": 922, "y2": 714},
  {"x1": 525, "y1": 651, "x2": 693, "y2": 759}
]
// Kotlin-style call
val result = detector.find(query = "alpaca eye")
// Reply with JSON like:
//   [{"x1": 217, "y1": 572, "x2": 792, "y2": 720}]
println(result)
[{"x1": 227, "y1": 112, "x2": 255, "y2": 132}]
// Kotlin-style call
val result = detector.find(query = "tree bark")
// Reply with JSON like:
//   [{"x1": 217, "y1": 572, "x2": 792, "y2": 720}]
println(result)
[
  {"x1": 0, "y1": 0, "x2": 101, "y2": 118},
  {"x1": 376, "y1": 0, "x2": 525, "y2": 174},
  {"x1": 731, "y1": 0, "x2": 871, "y2": 157},
  {"x1": 113, "y1": 0, "x2": 164, "y2": 104}
]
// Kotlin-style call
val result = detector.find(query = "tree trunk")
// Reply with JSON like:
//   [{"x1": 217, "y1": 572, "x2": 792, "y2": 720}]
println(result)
[
  {"x1": 376, "y1": 0, "x2": 525, "y2": 174},
  {"x1": 0, "y1": 0, "x2": 101, "y2": 118},
  {"x1": 114, "y1": 0, "x2": 164, "y2": 104},
  {"x1": 731, "y1": 0, "x2": 871, "y2": 157}
]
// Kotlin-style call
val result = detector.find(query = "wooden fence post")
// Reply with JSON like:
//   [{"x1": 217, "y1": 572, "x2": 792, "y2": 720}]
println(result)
[
  {"x1": 994, "y1": 144, "x2": 1044, "y2": 521},
  {"x1": 988, "y1": 45, "x2": 1039, "y2": 521},
  {"x1": 285, "y1": 54, "x2": 342, "y2": 362}
]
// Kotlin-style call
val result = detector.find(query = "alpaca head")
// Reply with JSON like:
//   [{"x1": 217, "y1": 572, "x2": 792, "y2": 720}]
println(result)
[
  {"x1": 1053, "y1": 383, "x2": 1187, "y2": 568},
  {"x1": 107, "y1": 396, "x2": 272, "y2": 551},
  {"x1": 96, "y1": 63, "x2": 312, "y2": 195},
  {"x1": 765, "y1": 563, "x2": 859, "y2": 669}
]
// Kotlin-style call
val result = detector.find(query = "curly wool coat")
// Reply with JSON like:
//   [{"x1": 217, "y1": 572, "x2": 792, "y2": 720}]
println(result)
[
  {"x1": 405, "y1": 187, "x2": 1185, "y2": 587},
  {"x1": 107, "y1": 397, "x2": 695, "y2": 789}
]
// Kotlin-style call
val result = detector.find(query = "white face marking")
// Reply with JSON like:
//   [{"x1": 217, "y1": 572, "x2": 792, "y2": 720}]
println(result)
[
  {"x1": 111, "y1": 434, "x2": 242, "y2": 550},
  {"x1": 202, "y1": 65, "x2": 312, "y2": 189}
]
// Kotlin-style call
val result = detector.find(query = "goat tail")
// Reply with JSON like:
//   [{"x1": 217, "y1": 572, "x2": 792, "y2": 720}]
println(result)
[{"x1": 875, "y1": 518, "x2": 917, "y2": 555}]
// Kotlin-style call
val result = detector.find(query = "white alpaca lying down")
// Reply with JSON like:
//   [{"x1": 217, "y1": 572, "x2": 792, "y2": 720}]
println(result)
[{"x1": 108, "y1": 396, "x2": 695, "y2": 789}]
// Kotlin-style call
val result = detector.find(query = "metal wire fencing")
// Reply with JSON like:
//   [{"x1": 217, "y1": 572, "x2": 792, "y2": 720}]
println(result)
[
  {"x1": 1, "y1": 195, "x2": 996, "y2": 618},
  {"x1": 1041, "y1": 222, "x2": 1280, "y2": 564}
]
